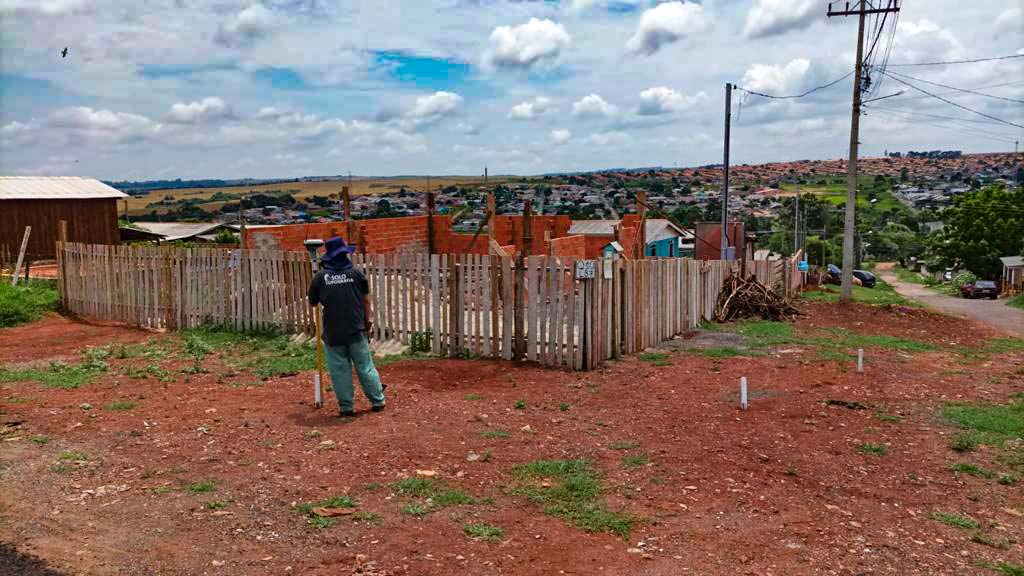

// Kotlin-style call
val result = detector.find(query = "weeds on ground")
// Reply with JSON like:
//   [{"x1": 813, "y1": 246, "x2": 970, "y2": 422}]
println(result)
[
  {"x1": 638, "y1": 352, "x2": 670, "y2": 365},
  {"x1": 610, "y1": 441, "x2": 639, "y2": 450},
  {"x1": 858, "y1": 443, "x2": 888, "y2": 456},
  {"x1": 950, "y1": 463, "x2": 997, "y2": 479},
  {"x1": 352, "y1": 511, "x2": 381, "y2": 525},
  {"x1": 463, "y1": 523, "x2": 503, "y2": 541},
  {"x1": 182, "y1": 325, "x2": 317, "y2": 379},
  {"x1": 951, "y1": 433, "x2": 980, "y2": 453},
  {"x1": 695, "y1": 347, "x2": 744, "y2": 359},
  {"x1": 295, "y1": 495, "x2": 357, "y2": 515},
  {"x1": 0, "y1": 280, "x2": 59, "y2": 328},
  {"x1": 1008, "y1": 294, "x2": 1024, "y2": 311},
  {"x1": 391, "y1": 478, "x2": 479, "y2": 517},
  {"x1": 465, "y1": 394, "x2": 483, "y2": 401},
  {"x1": 981, "y1": 561, "x2": 1024, "y2": 576},
  {"x1": 481, "y1": 429, "x2": 510, "y2": 439},
  {"x1": 104, "y1": 400, "x2": 137, "y2": 411},
  {"x1": 622, "y1": 454, "x2": 648, "y2": 468},
  {"x1": 30, "y1": 435, "x2": 49, "y2": 445},
  {"x1": 943, "y1": 396, "x2": 1024, "y2": 447},
  {"x1": 559, "y1": 403, "x2": 571, "y2": 411},
  {"x1": 205, "y1": 501, "x2": 227, "y2": 510},
  {"x1": 187, "y1": 480, "x2": 216, "y2": 494},
  {"x1": 875, "y1": 411, "x2": 903, "y2": 423},
  {"x1": 0, "y1": 355, "x2": 108, "y2": 389},
  {"x1": 59, "y1": 450, "x2": 88, "y2": 461},
  {"x1": 511, "y1": 459, "x2": 633, "y2": 538},
  {"x1": 800, "y1": 280, "x2": 917, "y2": 307},
  {"x1": 960, "y1": 338, "x2": 1024, "y2": 362},
  {"x1": 513, "y1": 400, "x2": 527, "y2": 410},
  {"x1": 930, "y1": 511, "x2": 979, "y2": 530}
]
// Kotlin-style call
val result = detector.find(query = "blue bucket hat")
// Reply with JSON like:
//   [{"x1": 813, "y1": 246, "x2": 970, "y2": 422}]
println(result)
[{"x1": 321, "y1": 236, "x2": 356, "y2": 263}]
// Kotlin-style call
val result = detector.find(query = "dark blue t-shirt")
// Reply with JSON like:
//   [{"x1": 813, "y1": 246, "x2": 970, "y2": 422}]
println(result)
[{"x1": 307, "y1": 265, "x2": 370, "y2": 346}]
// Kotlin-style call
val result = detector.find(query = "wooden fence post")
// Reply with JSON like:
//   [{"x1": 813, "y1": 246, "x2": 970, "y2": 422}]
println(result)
[{"x1": 10, "y1": 226, "x2": 31, "y2": 287}]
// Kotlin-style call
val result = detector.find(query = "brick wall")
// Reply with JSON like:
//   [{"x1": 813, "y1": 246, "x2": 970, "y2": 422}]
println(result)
[
  {"x1": 549, "y1": 235, "x2": 587, "y2": 259},
  {"x1": 245, "y1": 216, "x2": 430, "y2": 254}
]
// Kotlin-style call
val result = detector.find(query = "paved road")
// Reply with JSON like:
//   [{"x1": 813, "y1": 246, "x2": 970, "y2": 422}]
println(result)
[{"x1": 876, "y1": 263, "x2": 1024, "y2": 337}]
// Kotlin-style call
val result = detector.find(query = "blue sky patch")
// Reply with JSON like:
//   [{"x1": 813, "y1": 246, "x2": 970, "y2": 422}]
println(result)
[
  {"x1": 140, "y1": 63, "x2": 237, "y2": 79},
  {"x1": 252, "y1": 67, "x2": 308, "y2": 90},
  {"x1": 373, "y1": 51, "x2": 471, "y2": 91}
]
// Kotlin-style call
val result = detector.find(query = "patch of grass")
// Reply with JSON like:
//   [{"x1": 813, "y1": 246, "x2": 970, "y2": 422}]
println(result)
[
  {"x1": 638, "y1": 352, "x2": 670, "y2": 364},
  {"x1": 59, "y1": 450, "x2": 88, "y2": 461},
  {"x1": 296, "y1": 495, "x2": 357, "y2": 515},
  {"x1": 559, "y1": 403, "x2": 570, "y2": 412},
  {"x1": 892, "y1": 267, "x2": 931, "y2": 285},
  {"x1": 183, "y1": 325, "x2": 317, "y2": 379},
  {"x1": 930, "y1": 511, "x2": 979, "y2": 530},
  {"x1": 949, "y1": 462, "x2": 996, "y2": 479},
  {"x1": 432, "y1": 489, "x2": 477, "y2": 507},
  {"x1": 0, "y1": 280, "x2": 59, "y2": 328},
  {"x1": 984, "y1": 562, "x2": 1024, "y2": 576},
  {"x1": 352, "y1": 511, "x2": 381, "y2": 524},
  {"x1": 785, "y1": 465, "x2": 798, "y2": 476},
  {"x1": 950, "y1": 432, "x2": 980, "y2": 453},
  {"x1": 481, "y1": 429, "x2": 510, "y2": 439},
  {"x1": 998, "y1": 474, "x2": 1017, "y2": 485},
  {"x1": 205, "y1": 501, "x2": 227, "y2": 510},
  {"x1": 464, "y1": 394, "x2": 483, "y2": 401},
  {"x1": 695, "y1": 347, "x2": 744, "y2": 359},
  {"x1": 961, "y1": 338, "x2": 1024, "y2": 362},
  {"x1": 304, "y1": 430, "x2": 323, "y2": 439},
  {"x1": 513, "y1": 399, "x2": 527, "y2": 410},
  {"x1": 308, "y1": 515, "x2": 336, "y2": 529},
  {"x1": 621, "y1": 454, "x2": 648, "y2": 468},
  {"x1": 825, "y1": 328, "x2": 938, "y2": 353},
  {"x1": 187, "y1": 480, "x2": 216, "y2": 494},
  {"x1": 733, "y1": 320, "x2": 797, "y2": 347},
  {"x1": 801, "y1": 281, "x2": 917, "y2": 307},
  {"x1": 875, "y1": 411, "x2": 903, "y2": 423},
  {"x1": 392, "y1": 478, "x2": 435, "y2": 497},
  {"x1": 0, "y1": 358, "x2": 106, "y2": 389},
  {"x1": 30, "y1": 435, "x2": 49, "y2": 445},
  {"x1": 857, "y1": 442, "x2": 887, "y2": 456},
  {"x1": 511, "y1": 459, "x2": 633, "y2": 538},
  {"x1": 970, "y1": 530, "x2": 1009, "y2": 549},
  {"x1": 463, "y1": 523, "x2": 503, "y2": 541},
  {"x1": 1007, "y1": 294, "x2": 1024, "y2": 311},
  {"x1": 401, "y1": 503, "x2": 429, "y2": 517},
  {"x1": 104, "y1": 400, "x2": 137, "y2": 411},
  {"x1": 943, "y1": 396, "x2": 1024, "y2": 447},
  {"x1": 151, "y1": 485, "x2": 174, "y2": 494},
  {"x1": 363, "y1": 482, "x2": 383, "y2": 492},
  {"x1": 50, "y1": 463, "x2": 71, "y2": 474},
  {"x1": 609, "y1": 441, "x2": 639, "y2": 450}
]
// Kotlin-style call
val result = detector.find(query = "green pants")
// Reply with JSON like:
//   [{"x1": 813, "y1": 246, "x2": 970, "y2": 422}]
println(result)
[{"x1": 324, "y1": 337, "x2": 385, "y2": 412}]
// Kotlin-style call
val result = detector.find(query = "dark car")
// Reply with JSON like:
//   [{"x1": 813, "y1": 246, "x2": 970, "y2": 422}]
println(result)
[
  {"x1": 960, "y1": 280, "x2": 999, "y2": 299},
  {"x1": 824, "y1": 264, "x2": 876, "y2": 288}
]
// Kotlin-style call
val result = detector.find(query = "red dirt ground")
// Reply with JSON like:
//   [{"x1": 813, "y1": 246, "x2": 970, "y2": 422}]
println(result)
[{"x1": 1, "y1": 302, "x2": 1022, "y2": 575}]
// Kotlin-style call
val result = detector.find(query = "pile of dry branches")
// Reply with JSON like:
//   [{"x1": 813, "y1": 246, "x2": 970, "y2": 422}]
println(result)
[{"x1": 715, "y1": 275, "x2": 800, "y2": 322}]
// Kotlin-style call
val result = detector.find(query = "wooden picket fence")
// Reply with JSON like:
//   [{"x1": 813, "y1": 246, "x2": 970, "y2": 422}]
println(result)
[{"x1": 57, "y1": 242, "x2": 800, "y2": 370}]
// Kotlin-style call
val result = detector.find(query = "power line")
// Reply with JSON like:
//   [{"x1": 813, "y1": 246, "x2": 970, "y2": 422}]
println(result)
[
  {"x1": 867, "y1": 108, "x2": 1019, "y2": 143},
  {"x1": 881, "y1": 71, "x2": 1024, "y2": 129},
  {"x1": 736, "y1": 70, "x2": 854, "y2": 100},
  {"x1": 886, "y1": 54, "x2": 1024, "y2": 67},
  {"x1": 871, "y1": 105, "x2": 1014, "y2": 127},
  {"x1": 886, "y1": 70, "x2": 1024, "y2": 104}
]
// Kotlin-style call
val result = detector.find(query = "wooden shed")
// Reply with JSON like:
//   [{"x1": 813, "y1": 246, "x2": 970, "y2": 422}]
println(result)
[{"x1": 0, "y1": 176, "x2": 127, "y2": 260}]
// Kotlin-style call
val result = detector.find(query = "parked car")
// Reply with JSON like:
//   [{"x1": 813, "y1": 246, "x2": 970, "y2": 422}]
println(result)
[
  {"x1": 960, "y1": 280, "x2": 999, "y2": 299},
  {"x1": 824, "y1": 264, "x2": 876, "y2": 288}
]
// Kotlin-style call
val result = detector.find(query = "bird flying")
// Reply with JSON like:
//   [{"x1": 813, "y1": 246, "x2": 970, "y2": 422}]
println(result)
[{"x1": 61, "y1": 47, "x2": 68, "y2": 58}]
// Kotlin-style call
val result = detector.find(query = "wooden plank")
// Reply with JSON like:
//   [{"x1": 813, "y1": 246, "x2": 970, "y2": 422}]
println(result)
[
  {"x1": 482, "y1": 256, "x2": 492, "y2": 357},
  {"x1": 502, "y1": 257, "x2": 514, "y2": 360},
  {"x1": 526, "y1": 257, "x2": 537, "y2": 362},
  {"x1": 10, "y1": 226, "x2": 31, "y2": 287},
  {"x1": 431, "y1": 254, "x2": 441, "y2": 355},
  {"x1": 555, "y1": 259, "x2": 565, "y2": 367}
]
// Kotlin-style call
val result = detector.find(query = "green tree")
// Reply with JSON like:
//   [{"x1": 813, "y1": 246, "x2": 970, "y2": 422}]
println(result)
[{"x1": 932, "y1": 184, "x2": 1024, "y2": 279}]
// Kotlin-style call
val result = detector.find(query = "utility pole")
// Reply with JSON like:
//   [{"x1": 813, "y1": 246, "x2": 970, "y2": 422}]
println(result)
[
  {"x1": 793, "y1": 190, "x2": 800, "y2": 255},
  {"x1": 828, "y1": 0, "x2": 900, "y2": 302},
  {"x1": 720, "y1": 82, "x2": 732, "y2": 260}
]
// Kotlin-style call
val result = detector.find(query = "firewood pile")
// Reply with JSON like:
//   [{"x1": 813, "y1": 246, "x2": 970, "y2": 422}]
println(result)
[{"x1": 715, "y1": 275, "x2": 800, "y2": 322}]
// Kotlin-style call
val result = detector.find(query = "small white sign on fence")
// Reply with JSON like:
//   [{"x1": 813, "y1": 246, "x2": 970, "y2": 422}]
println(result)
[{"x1": 575, "y1": 260, "x2": 596, "y2": 280}]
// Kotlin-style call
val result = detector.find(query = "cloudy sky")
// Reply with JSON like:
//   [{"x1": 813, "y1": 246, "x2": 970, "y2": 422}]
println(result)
[{"x1": 0, "y1": 0, "x2": 1020, "y2": 180}]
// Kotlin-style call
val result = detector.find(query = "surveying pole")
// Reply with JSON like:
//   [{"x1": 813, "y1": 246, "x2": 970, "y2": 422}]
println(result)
[
  {"x1": 303, "y1": 239, "x2": 326, "y2": 409},
  {"x1": 828, "y1": 0, "x2": 900, "y2": 301}
]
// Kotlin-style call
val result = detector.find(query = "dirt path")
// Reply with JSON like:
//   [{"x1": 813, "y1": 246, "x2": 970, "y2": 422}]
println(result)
[{"x1": 877, "y1": 262, "x2": 1024, "y2": 337}]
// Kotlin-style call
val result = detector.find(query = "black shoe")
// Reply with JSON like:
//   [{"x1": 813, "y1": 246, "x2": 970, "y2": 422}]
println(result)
[
  {"x1": 371, "y1": 404, "x2": 386, "y2": 413},
  {"x1": 339, "y1": 410, "x2": 357, "y2": 417}
]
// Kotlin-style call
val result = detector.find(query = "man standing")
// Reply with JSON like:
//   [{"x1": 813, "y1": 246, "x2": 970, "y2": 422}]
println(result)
[{"x1": 307, "y1": 237, "x2": 386, "y2": 417}]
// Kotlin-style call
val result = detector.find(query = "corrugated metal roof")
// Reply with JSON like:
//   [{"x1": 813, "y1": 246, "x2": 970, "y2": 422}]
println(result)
[
  {"x1": 132, "y1": 222, "x2": 227, "y2": 241},
  {"x1": 568, "y1": 219, "x2": 694, "y2": 239},
  {"x1": 0, "y1": 176, "x2": 128, "y2": 200},
  {"x1": 1000, "y1": 256, "x2": 1024, "y2": 268}
]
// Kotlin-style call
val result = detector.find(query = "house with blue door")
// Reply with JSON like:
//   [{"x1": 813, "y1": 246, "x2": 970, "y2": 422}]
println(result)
[{"x1": 568, "y1": 219, "x2": 694, "y2": 259}]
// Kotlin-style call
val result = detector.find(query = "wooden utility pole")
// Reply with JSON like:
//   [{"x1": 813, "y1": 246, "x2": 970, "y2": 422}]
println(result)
[
  {"x1": 342, "y1": 185, "x2": 353, "y2": 244},
  {"x1": 793, "y1": 189, "x2": 800, "y2": 255},
  {"x1": 487, "y1": 193, "x2": 496, "y2": 245},
  {"x1": 426, "y1": 191, "x2": 436, "y2": 254},
  {"x1": 720, "y1": 82, "x2": 733, "y2": 261},
  {"x1": 637, "y1": 190, "x2": 647, "y2": 259},
  {"x1": 828, "y1": 0, "x2": 900, "y2": 301}
]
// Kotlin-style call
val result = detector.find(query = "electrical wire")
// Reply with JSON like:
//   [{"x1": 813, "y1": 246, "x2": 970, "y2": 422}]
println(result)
[
  {"x1": 886, "y1": 54, "x2": 1024, "y2": 67},
  {"x1": 871, "y1": 105, "x2": 1014, "y2": 127},
  {"x1": 886, "y1": 70, "x2": 1024, "y2": 104},
  {"x1": 736, "y1": 70, "x2": 854, "y2": 100},
  {"x1": 880, "y1": 71, "x2": 1024, "y2": 129},
  {"x1": 867, "y1": 108, "x2": 1019, "y2": 143}
]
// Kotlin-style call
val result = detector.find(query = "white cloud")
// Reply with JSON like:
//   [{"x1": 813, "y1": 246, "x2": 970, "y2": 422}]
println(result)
[
  {"x1": 626, "y1": 2, "x2": 710, "y2": 56},
  {"x1": 894, "y1": 20, "x2": 962, "y2": 66},
  {"x1": 740, "y1": 59, "x2": 811, "y2": 94},
  {"x1": 216, "y1": 3, "x2": 276, "y2": 47},
  {"x1": 995, "y1": 9, "x2": 1022, "y2": 35},
  {"x1": 572, "y1": 94, "x2": 618, "y2": 118},
  {"x1": 637, "y1": 87, "x2": 707, "y2": 115},
  {"x1": 47, "y1": 106, "x2": 164, "y2": 144},
  {"x1": 551, "y1": 129, "x2": 572, "y2": 145},
  {"x1": 508, "y1": 97, "x2": 555, "y2": 121},
  {"x1": 165, "y1": 97, "x2": 233, "y2": 125},
  {"x1": 483, "y1": 18, "x2": 571, "y2": 71},
  {"x1": 0, "y1": 0, "x2": 87, "y2": 16},
  {"x1": 404, "y1": 91, "x2": 463, "y2": 128},
  {"x1": 584, "y1": 131, "x2": 630, "y2": 146},
  {"x1": 743, "y1": 0, "x2": 816, "y2": 39}
]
